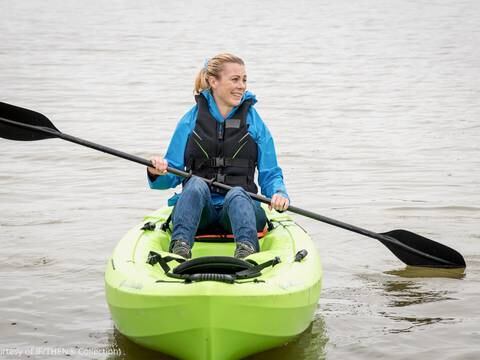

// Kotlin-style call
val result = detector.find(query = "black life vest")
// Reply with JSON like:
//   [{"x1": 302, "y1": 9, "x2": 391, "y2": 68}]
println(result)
[{"x1": 184, "y1": 95, "x2": 258, "y2": 194}]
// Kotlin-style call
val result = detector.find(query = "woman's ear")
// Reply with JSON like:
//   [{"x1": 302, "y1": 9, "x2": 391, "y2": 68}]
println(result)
[{"x1": 208, "y1": 76, "x2": 217, "y2": 90}]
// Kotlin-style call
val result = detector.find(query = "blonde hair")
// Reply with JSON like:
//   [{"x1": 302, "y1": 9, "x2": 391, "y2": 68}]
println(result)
[{"x1": 194, "y1": 53, "x2": 245, "y2": 95}]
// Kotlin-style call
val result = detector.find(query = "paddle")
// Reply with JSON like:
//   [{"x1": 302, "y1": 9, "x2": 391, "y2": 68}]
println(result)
[{"x1": 0, "y1": 101, "x2": 466, "y2": 269}]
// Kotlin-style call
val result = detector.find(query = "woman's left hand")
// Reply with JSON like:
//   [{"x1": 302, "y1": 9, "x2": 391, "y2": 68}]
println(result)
[{"x1": 269, "y1": 193, "x2": 290, "y2": 212}]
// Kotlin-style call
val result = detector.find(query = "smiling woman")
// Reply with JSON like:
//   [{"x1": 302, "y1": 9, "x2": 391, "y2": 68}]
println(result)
[{"x1": 147, "y1": 52, "x2": 290, "y2": 259}]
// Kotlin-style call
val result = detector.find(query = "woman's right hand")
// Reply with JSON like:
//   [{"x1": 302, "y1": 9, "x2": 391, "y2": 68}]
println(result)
[{"x1": 148, "y1": 156, "x2": 169, "y2": 176}]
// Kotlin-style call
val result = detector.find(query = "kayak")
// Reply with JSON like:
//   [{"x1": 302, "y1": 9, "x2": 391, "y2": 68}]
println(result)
[{"x1": 105, "y1": 206, "x2": 322, "y2": 360}]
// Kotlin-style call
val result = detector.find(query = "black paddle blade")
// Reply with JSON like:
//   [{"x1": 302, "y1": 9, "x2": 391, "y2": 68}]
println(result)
[
  {"x1": 0, "y1": 102, "x2": 60, "y2": 141},
  {"x1": 380, "y1": 229, "x2": 466, "y2": 269}
]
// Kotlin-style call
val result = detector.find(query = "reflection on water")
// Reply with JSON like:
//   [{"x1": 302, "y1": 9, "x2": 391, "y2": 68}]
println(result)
[
  {"x1": 385, "y1": 266, "x2": 466, "y2": 279},
  {"x1": 381, "y1": 279, "x2": 454, "y2": 308},
  {"x1": 350, "y1": 269, "x2": 463, "y2": 338},
  {"x1": 377, "y1": 272, "x2": 460, "y2": 335},
  {"x1": 379, "y1": 312, "x2": 456, "y2": 334},
  {"x1": 105, "y1": 313, "x2": 328, "y2": 360},
  {"x1": 249, "y1": 313, "x2": 328, "y2": 360}
]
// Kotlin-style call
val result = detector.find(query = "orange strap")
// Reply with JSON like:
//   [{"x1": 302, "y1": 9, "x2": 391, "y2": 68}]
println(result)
[{"x1": 195, "y1": 226, "x2": 268, "y2": 240}]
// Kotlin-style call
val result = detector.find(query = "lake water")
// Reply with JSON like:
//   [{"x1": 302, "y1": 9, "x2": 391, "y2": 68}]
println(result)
[{"x1": 1, "y1": 0, "x2": 479, "y2": 359}]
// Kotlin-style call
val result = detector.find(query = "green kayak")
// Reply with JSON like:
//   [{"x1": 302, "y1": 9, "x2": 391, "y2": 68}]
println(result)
[{"x1": 105, "y1": 206, "x2": 322, "y2": 360}]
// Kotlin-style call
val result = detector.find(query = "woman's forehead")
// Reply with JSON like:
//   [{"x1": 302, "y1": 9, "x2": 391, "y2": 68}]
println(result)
[{"x1": 221, "y1": 62, "x2": 246, "y2": 76}]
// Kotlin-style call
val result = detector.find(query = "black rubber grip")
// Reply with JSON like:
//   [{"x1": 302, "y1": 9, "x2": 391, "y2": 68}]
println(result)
[{"x1": 189, "y1": 273, "x2": 235, "y2": 284}]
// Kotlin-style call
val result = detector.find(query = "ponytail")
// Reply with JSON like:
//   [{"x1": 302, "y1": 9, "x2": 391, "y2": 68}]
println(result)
[{"x1": 194, "y1": 67, "x2": 210, "y2": 95}]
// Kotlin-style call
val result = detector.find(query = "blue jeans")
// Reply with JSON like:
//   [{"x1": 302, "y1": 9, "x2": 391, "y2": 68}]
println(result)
[{"x1": 170, "y1": 177, "x2": 267, "y2": 251}]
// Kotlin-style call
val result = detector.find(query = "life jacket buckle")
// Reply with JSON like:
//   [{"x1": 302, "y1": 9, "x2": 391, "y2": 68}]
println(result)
[{"x1": 213, "y1": 157, "x2": 225, "y2": 167}]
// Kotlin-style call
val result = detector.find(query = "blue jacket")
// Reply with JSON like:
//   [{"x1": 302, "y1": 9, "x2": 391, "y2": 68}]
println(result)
[{"x1": 148, "y1": 90, "x2": 288, "y2": 206}]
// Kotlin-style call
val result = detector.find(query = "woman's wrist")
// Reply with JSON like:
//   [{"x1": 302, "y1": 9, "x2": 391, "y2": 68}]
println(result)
[{"x1": 147, "y1": 168, "x2": 160, "y2": 181}]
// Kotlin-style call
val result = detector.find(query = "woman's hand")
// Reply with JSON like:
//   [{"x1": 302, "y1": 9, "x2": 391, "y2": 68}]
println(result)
[
  {"x1": 269, "y1": 193, "x2": 290, "y2": 212},
  {"x1": 148, "y1": 156, "x2": 169, "y2": 176}
]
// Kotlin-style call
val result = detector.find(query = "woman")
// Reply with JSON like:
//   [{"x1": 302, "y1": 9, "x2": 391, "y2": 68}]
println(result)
[{"x1": 148, "y1": 53, "x2": 289, "y2": 259}]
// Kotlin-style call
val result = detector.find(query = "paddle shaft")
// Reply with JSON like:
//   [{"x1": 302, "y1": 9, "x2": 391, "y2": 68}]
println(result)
[{"x1": 0, "y1": 112, "x2": 467, "y2": 267}]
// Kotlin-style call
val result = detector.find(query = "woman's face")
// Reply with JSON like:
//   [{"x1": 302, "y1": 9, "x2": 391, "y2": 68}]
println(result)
[{"x1": 209, "y1": 62, "x2": 247, "y2": 111}]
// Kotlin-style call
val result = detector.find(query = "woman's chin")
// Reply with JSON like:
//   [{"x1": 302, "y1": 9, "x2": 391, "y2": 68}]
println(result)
[{"x1": 230, "y1": 98, "x2": 242, "y2": 107}]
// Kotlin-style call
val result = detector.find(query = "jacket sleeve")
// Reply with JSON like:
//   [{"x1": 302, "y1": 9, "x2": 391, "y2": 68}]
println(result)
[
  {"x1": 248, "y1": 108, "x2": 289, "y2": 200},
  {"x1": 148, "y1": 106, "x2": 197, "y2": 190}
]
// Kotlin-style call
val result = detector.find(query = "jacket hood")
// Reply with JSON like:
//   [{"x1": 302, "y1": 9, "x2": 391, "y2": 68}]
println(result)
[{"x1": 200, "y1": 89, "x2": 257, "y2": 122}]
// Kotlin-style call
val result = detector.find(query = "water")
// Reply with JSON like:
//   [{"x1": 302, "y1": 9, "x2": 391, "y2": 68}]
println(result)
[{"x1": 1, "y1": 0, "x2": 479, "y2": 359}]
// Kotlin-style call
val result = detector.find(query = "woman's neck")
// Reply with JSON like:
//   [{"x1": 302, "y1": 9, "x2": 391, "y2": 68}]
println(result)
[
  {"x1": 218, "y1": 105, "x2": 232, "y2": 119},
  {"x1": 212, "y1": 94, "x2": 232, "y2": 119}
]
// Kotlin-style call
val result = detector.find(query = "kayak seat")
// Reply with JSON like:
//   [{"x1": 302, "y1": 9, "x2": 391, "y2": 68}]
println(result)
[
  {"x1": 158, "y1": 214, "x2": 274, "y2": 243},
  {"x1": 194, "y1": 225, "x2": 269, "y2": 243}
]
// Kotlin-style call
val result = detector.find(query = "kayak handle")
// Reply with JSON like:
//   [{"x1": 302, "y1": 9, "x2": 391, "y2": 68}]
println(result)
[{"x1": 188, "y1": 273, "x2": 235, "y2": 284}]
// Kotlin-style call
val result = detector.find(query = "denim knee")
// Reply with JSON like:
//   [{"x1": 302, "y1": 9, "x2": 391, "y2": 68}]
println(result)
[
  {"x1": 224, "y1": 186, "x2": 251, "y2": 206},
  {"x1": 183, "y1": 176, "x2": 210, "y2": 196}
]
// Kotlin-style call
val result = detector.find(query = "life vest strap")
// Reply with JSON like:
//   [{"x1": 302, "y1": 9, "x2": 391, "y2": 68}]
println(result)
[{"x1": 193, "y1": 157, "x2": 255, "y2": 169}]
